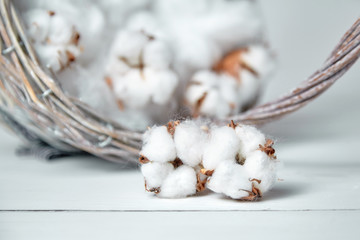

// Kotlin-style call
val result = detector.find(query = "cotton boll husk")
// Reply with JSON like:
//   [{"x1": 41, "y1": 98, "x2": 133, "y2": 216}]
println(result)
[
  {"x1": 244, "y1": 151, "x2": 277, "y2": 193},
  {"x1": 145, "y1": 68, "x2": 179, "y2": 105},
  {"x1": 158, "y1": 165, "x2": 197, "y2": 198},
  {"x1": 141, "y1": 126, "x2": 176, "y2": 163},
  {"x1": 173, "y1": 120, "x2": 208, "y2": 167},
  {"x1": 235, "y1": 125, "x2": 266, "y2": 156},
  {"x1": 242, "y1": 46, "x2": 275, "y2": 78},
  {"x1": 141, "y1": 162, "x2": 174, "y2": 190},
  {"x1": 207, "y1": 161, "x2": 252, "y2": 199},
  {"x1": 203, "y1": 126, "x2": 240, "y2": 170}
]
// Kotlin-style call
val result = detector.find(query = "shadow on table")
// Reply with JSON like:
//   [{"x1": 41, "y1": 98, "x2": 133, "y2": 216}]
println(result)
[{"x1": 265, "y1": 182, "x2": 306, "y2": 201}]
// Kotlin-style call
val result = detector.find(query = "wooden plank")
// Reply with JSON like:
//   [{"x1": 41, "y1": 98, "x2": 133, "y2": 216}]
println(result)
[{"x1": 1, "y1": 211, "x2": 359, "y2": 240}]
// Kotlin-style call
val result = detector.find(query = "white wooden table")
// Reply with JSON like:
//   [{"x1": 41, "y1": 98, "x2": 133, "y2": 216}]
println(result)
[{"x1": 1, "y1": 1, "x2": 360, "y2": 239}]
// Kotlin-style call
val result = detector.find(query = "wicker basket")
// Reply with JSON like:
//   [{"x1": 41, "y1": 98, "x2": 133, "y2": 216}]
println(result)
[{"x1": 0, "y1": 0, "x2": 359, "y2": 164}]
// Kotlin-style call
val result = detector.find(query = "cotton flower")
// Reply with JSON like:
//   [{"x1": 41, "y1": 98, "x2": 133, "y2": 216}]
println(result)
[
  {"x1": 213, "y1": 45, "x2": 275, "y2": 108},
  {"x1": 104, "y1": 30, "x2": 179, "y2": 113},
  {"x1": 158, "y1": 165, "x2": 197, "y2": 198},
  {"x1": 185, "y1": 70, "x2": 239, "y2": 118},
  {"x1": 206, "y1": 161, "x2": 253, "y2": 199},
  {"x1": 139, "y1": 120, "x2": 278, "y2": 200},
  {"x1": 185, "y1": 45, "x2": 275, "y2": 118},
  {"x1": 139, "y1": 121, "x2": 209, "y2": 198},
  {"x1": 24, "y1": 9, "x2": 82, "y2": 72},
  {"x1": 173, "y1": 120, "x2": 208, "y2": 167}
]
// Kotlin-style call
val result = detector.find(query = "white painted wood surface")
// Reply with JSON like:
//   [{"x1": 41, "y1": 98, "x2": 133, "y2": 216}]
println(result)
[{"x1": 1, "y1": 0, "x2": 360, "y2": 239}]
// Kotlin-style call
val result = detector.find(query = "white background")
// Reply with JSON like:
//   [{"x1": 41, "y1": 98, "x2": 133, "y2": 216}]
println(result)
[{"x1": 1, "y1": 1, "x2": 360, "y2": 239}]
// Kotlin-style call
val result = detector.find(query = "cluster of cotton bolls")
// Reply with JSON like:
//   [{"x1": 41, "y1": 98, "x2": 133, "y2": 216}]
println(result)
[
  {"x1": 104, "y1": 30, "x2": 179, "y2": 117},
  {"x1": 185, "y1": 46, "x2": 275, "y2": 118},
  {"x1": 17, "y1": 0, "x2": 276, "y2": 130},
  {"x1": 139, "y1": 120, "x2": 278, "y2": 200}
]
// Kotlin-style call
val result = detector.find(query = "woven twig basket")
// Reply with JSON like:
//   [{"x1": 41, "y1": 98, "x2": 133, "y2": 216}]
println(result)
[{"x1": 0, "y1": 0, "x2": 359, "y2": 164}]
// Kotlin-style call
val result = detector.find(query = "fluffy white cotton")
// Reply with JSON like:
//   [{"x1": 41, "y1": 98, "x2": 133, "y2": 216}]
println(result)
[
  {"x1": 238, "y1": 70, "x2": 260, "y2": 107},
  {"x1": 24, "y1": 9, "x2": 82, "y2": 72},
  {"x1": 242, "y1": 45, "x2": 275, "y2": 78},
  {"x1": 207, "y1": 161, "x2": 252, "y2": 199},
  {"x1": 126, "y1": 11, "x2": 165, "y2": 39},
  {"x1": 22, "y1": 0, "x2": 105, "y2": 69},
  {"x1": 108, "y1": 30, "x2": 149, "y2": 69},
  {"x1": 194, "y1": 0, "x2": 264, "y2": 53},
  {"x1": 140, "y1": 126, "x2": 176, "y2": 163},
  {"x1": 244, "y1": 150, "x2": 277, "y2": 193},
  {"x1": 172, "y1": 34, "x2": 221, "y2": 72},
  {"x1": 235, "y1": 124, "x2": 266, "y2": 156},
  {"x1": 146, "y1": 68, "x2": 179, "y2": 105},
  {"x1": 202, "y1": 126, "x2": 240, "y2": 170},
  {"x1": 141, "y1": 162, "x2": 174, "y2": 190},
  {"x1": 158, "y1": 165, "x2": 197, "y2": 198},
  {"x1": 105, "y1": 30, "x2": 179, "y2": 113},
  {"x1": 143, "y1": 40, "x2": 172, "y2": 70},
  {"x1": 98, "y1": 0, "x2": 151, "y2": 27},
  {"x1": 173, "y1": 120, "x2": 208, "y2": 167},
  {"x1": 139, "y1": 120, "x2": 278, "y2": 199},
  {"x1": 112, "y1": 69, "x2": 152, "y2": 109},
  {"x1": 185, "y1": 70, "x2": 239, "y2": 118}
]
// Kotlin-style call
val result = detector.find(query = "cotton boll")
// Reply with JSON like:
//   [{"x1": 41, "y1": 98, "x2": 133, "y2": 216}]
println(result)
[
  {"x1": 141, "y1": 162, "x2": 174, "y2": 190},
  {"x1": 200, "y1": 89, "x2": 232, "y2": 118},
  {"x1": 141, "y1": 126, "x2": 176, "y2": 163},
  {"x1": 143, "y1": 40, "x2": 172, "y2": 70},
  {"x1": 72, "y1": 4, "x2": 105, "y2": 65},
  {"x1": 198, "y1": 1, "x2": 263, "y2": 52},
  {"x1": 112, "y1": 69, "x2": 152, "y2": 109},
  {"x1": 202, "y1": 126, "x2": 240, "y2": 170},
  {"x1": 23, "y1": 8, "x2": 83, "y2": 72},
  {"x1": 23, "y1": 9, "x2": 51, "y2": 43},
  {"x1": 98, "y1": 0, "x2": 151, "y2": 27},
  {"x1": 173, "y1": 34, "x2": 221, "y2": 72},
  {"x1": 158, "y1": 165, "x2": 197, "y2": 198},
  {"x1": 185, "y1": 70, "x2": 239, "y2": 118},
  {"x1": 126, "y1": 11, "x2": 166, "y2": 39},
  {"x1": 46, "y1": 14, "x2": 74, "y2": 44},
  {"x1": 219, "y1": 74, "x2": 240, "y2": 104},
  {"x1": 145, "y1": 68, "x2": 179, "y2": 105},
  {"x1": 238, "y1": 70, "x2": 260, "y2": 106},
  {"x1": 173, "y1": 120, "x2": 208, "y2": 167},
  {"x1": 242, "y1": 45, "x2": 275, "y2": 78},
  {"x1": 244, "y1": 150, "x2": 277, "y2": 193},
  {"x1": 235, "y1": 125, "x2": 266, "y2": 156},
  {"x1": 109, "y1": 31, "x2": 149, "y2": 66},
  {"x1": 207, "y1": 161, "x2": 252, "y2": 199},
  {"x1": 153, "y1": 0, "x2": 209, "y2": 19}
]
